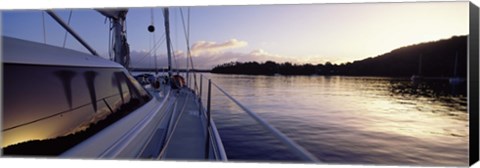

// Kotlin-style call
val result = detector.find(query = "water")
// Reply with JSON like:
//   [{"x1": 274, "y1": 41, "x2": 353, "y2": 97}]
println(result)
[{"x1": 193, "y1": 74, "x2": 468, "y2": 166}]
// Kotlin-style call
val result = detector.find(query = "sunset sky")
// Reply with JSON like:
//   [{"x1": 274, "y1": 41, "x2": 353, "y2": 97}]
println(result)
[{"x1": 2, "y1": 1, "x2": 469, "y2": 69}]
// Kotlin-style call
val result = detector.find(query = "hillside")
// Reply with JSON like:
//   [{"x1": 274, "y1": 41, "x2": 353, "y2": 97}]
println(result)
[
  {"x1": 341, "y1": 35, "x2": 467, "y2": 77},
  {"x1": 211, "y1": 36, "x2": 467, "y2": 77}
]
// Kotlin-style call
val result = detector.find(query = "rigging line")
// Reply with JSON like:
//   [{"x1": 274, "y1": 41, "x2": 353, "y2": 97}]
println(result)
[
  {"x1": 132, "y1": 33, "x2": 166, "y2": 65},
  {"x1": 154, "y1": 31, "x2": 158, "y2": 73},
  {"x1": 149, "y1": 31, "x2": 152, "y2": 56},
  {"x1": 176, "y1": 8, "x2": 188, "y2": 85},
  {"x1": 175, "y1": 9, "x2": 179, "y2": 56},
  {"x1": 133, "y1": 37, "x2": 165, "y2": 67},
  {"x1": 134, "y1": 41, "x2": 166, "y2": 69},
  {"x1": 108, "y1": 18, "x2": 111, "y2": 60},
  {"x1": 182, "y1": 10, "x2": 189, "y2": 86},
  {"x1": 134, "y1": 52, "x2": 156, "y2": 69},
  {"x1": 151, "y1": 8, "x2": 158, "y2": 73},
  {"x1": 187, "y1": 8, "x2": 199, "y2": 92},
  {"x1": 111, "y1": 19, "x2": 115, "y2": 60},
  {"x1": 62, "y1": 10, "x2": 73, "y2": 48},
  {"x1": 179, "y1": 10, "x2": 190, "y2": 70},
  {"x1": 180, "y1": 8, "x2": 198, "y2": 91},
  {"x1": 150, "y1": 8, "x2": 154, "y2": 25},
  {"x1": 180, "y1": 9, "x2": 192, "y2": 83},
  {"x1": 170, "y1": 39, "x2": 179, "y2": 74},
  {"x1": 186, "y1": 8, "x2": 194, "y2": 70},
  {"x1": 187, "y1": 8, "x2": 191, "y2": 41},
  {"x1": 168, "y1": 15, "x2": 180, "y2": 75},
  {"x1": 179, "y1": 9, "x2": 189, "y2": 67},
  {"x1": 165, "y1": 27, "x2": 179, "y2": 75},
  {"x1": 109, "y1": 18, "x2": 113, "y2": 60},
  {"x1": 162, "y1": 8, "x2": 174, "y2": 77},
  {"x1": 134, "y1": 32, "x2": 165, "y2": 62},
  {"x1": 179, "y1": 9, "x2": 189, "y2": 71},
  {"x1": 42, "y1": 11, "x2": 47, "y2": 44}
]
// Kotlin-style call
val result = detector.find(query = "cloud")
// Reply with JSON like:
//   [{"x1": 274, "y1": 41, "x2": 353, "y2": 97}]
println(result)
[
  {"x1": 191, "y1": 39, "x2": 248, "y2": 56},
  {"x1": 129, "y1": 49, "x2": 328, "y2": 70},
  {"x1": 212, "y1": 51, "x2": 325, "y2": 69},
  {"x1": 129, "y1": 39, "x2": 329, "y2": 70},
  {"x1": 129, "y1": 50, "x2": 181, "y2": 69}
]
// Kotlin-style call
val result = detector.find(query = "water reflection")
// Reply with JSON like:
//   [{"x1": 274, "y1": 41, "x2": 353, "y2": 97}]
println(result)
[
  {"x1": 201, "y1": 74, "x2": 468, "y2": 166},
  {"x1": 391, "y1": 79, "x2": 467, "y2": 98},
  {"x1": 2, "y1": 64, "x2": 151, "y2": 155}
]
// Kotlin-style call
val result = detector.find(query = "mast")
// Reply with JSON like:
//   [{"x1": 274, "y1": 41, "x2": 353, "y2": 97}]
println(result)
[
  {"x1": 164, "y1": 8, "x2": 173, "y2": 78},
  {"x1": 97, "y1": 9, "x2": 130, "y2": 69},
  {"x1": 418, "y1": 54, "x2": 422, "y2": 75},
  {"x1": 453, "y1": 52, "x2": 458, "y2": 77}
]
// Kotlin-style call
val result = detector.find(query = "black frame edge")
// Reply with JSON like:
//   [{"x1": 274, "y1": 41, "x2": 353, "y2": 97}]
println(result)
[{"x1": 469, "y1": 1, "x2": 480, "y2": 166}]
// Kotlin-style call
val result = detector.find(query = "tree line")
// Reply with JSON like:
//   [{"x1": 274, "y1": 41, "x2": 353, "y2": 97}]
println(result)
[{"x1": 211, "y1": 36, "x2": 467, "y2": 77}]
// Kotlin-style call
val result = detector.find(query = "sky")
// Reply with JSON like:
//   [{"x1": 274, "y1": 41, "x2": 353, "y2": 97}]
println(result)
[{"x1": 1, "y1": 1, "x2": 469, "y2": 69}]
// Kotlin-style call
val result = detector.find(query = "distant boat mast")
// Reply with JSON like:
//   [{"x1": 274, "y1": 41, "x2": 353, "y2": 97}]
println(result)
[
  {"x1": 453, "y1": 52, "x2": 458, "y2": 77},
  {"x1": 411, "y1": 54, "x2": 423, "y2": 82},
  {"x1": 418, "y1": 54, "x2": 422, "y2": 76}
]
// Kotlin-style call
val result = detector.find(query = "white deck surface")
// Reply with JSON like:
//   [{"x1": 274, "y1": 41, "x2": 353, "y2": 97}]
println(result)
[{"x1": 163, "y1": 88, "x2": 208, "y2": 160}]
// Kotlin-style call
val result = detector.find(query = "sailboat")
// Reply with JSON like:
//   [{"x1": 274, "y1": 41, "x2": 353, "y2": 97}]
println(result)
[
  {"x1": 449, "y1": 52, "x2": 465, "y2": 85},
  {"x1": 410, "y1": 54, "x2": 423, "y2": 82},
  {"x1": 2, "y1": 8, "x2": 225, "y2": 160},
  {"x1": 2, "y1": 7, "x2": 318, "y2": 162}
]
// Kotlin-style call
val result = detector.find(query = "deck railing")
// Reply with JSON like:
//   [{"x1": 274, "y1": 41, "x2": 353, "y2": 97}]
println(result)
[
  {"x1": 197, "y1": 75, "x2": 228, "y2": 160},
  {"x1": 197, "y1": 74, "x2": 320, "y2": 163}
]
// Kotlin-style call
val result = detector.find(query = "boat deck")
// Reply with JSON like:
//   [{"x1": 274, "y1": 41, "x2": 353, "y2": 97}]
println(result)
[{"x1": 162, "y1": 88, "x2": 208, "y2": 160}]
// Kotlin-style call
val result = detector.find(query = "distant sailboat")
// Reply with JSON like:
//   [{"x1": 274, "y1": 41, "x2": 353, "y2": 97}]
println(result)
[
  {"x1": 410, "y1": 54, "x2": 422, "y2": 82},
  {"x1": 449, "y1": 52, "x2": 465, "y2": 85}
]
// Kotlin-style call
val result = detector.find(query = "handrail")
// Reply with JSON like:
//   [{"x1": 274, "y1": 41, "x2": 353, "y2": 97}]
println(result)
[
  {"x1": 208, "y1": 117, "x2": 228, "y2": 160},
  {"x1": 201, "y1": 75, "x2": 319, "y2": 162},
  {"x1": 204, "y1": 79, "x2": 212, "y2": 159},
  {"x1": 198, "y1": 75, "x2": 227, "y2": 160}
]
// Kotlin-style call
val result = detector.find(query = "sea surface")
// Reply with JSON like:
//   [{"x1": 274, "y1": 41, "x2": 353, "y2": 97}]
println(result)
[{"x1": 193, "y1": 74, "x2": 468, "y2": 166}]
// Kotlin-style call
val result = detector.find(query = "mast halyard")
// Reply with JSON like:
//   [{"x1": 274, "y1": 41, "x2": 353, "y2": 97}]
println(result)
[{"x1": 163, "y1": 8, "x2": 173, "y2": 78}]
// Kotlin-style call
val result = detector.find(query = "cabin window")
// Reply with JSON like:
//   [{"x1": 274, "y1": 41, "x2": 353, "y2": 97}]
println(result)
[{"x1": 2, "y1": 63, "x2": 152, "y2": 155}]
